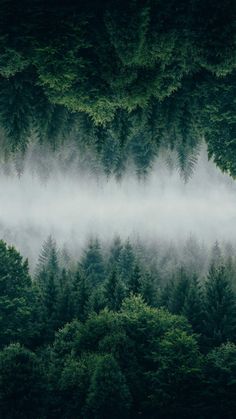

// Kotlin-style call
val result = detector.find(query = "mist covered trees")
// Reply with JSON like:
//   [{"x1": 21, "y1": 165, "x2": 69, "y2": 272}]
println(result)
[
  {"x1": 1, "y1": 237, "x2": 236, "y2": 417},
  {"x1": 0, "y1": 0, "x2": 235, "y2": 178}
]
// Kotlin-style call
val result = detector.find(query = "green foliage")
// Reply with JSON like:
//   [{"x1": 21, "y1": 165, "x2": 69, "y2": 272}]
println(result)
[
  {"x1": 203, "y1": 265, "x2": 236, "y2": 348},
  {"x1": 81, "y1": 238, "x2": 105, "y2": 288},
  {"x1": 0, "y1": 240, "x2": 36, "y2": 347},
  {"x1": 203, "y1": 342, "x2": 236, "y2": 418},
  {"x1": 1, "y1": 238, "x2": 236, "y2": 417},
  {"x1": 85, "y1": 354, "x2": 131, "y2": 419},
  {"x1": 103, "y1": 268, "x2": 126, "y2": 311},
  {"x1": 0, "y1": 0, "x2": 235, "y2": 177},
  {"x1": 0, "y1": 343, "x2": 45, "y2": 419}
]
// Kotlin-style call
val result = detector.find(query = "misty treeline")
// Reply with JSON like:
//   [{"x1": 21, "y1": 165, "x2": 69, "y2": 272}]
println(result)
[
  {"x1": 1, "y1": 236, "x2": 236, "y2": 418},
  {"x1": 0, "y1": 128, "x2": 202, "y2": 182},
  {"x1": 0, "y1": 0, "x2": 236, "y2": 178}
]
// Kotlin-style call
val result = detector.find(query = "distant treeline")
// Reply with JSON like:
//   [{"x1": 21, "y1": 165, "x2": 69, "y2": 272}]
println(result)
[
  {"x1": 1, "y1": 236, "x2": 236, "y2": 418},
  {"x1": 0, "y1": 0, "x2": 235, "y2": 178}
]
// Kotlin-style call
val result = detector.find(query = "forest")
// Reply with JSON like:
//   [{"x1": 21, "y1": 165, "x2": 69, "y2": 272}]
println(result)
[
  {"x1": 1, "y1": 236, "x2": 236, "y2": 418},
  {"x1": 0, "y1": 0, "x2": 235, "y2": 178},
  {"x1": 0, "y1": 0, "x2": 236, "y2": 418}
]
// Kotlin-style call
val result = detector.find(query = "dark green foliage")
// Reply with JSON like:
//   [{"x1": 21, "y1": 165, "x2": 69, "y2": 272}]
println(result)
[
  {"x1": 103, "y1": 268, "x2": 126, "y2": 310},
  {"x1": 118, "y1": 239, "x2": 135, "y2": 282},
  {"x1": 146, "y1": 329, "x2": 203, "y2": 417},
  {"x1": 85, "y1": 354, "x2": 131, "y2": 419},
  {"x1": 203, "y1": 265, "x2": 236, "y2": 348},
  {"x1": 140, "y1": 270, "x2": 158, "y2": 306},
  {"x1": 0, "y1": 343, "x2": 45, "y2": 419},
  {"x1": 1, "y1": 238, "x2": 236, "y2": 417},
  {"x1": 203, "y1": 342, "x2": 236, "y2": 418},
  {"x1": 81, "y1": 238, "x2": 105, "y2": 288},
  {"x1": 0, "y1": 0, "x2": 235, "y2": 177},
  {"x1": 71, "y1": 266, "x2": 89, "y2": 321},
  {"x1": 0, "y1": 240, "x2": 36, "y2": 347}
]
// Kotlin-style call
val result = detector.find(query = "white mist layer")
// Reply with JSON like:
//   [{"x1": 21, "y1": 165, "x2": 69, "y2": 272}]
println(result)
[{"x1": 0, "y1": 151, "x2": 236, "y2": 264}]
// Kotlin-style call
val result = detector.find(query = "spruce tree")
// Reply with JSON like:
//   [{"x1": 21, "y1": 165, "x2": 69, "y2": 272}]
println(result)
[
  {"x1": 118, "y1": 239, "x2": 135, "y2": 283},
  {"x1": 71, "y1": 266, "x2": 89, "y2": 321},
  {"x1": 203, "y1": 265, "x2": 236, "y2": 347},
  {"x1": 81, "y1": 238, "x2": 105, "y2": 288},
  {"x1": 103, "y1": 269, "x2": 126, "y2": 311},
  {"x1": 129, "y1": 262, "x2": 142, "y2": 295},
  {"x1": 0, "y1": 240, "x2": 35, "y2": 347},
  {"x1": 182, "y1": 275, "x2": 204, "y2": 335},
  {"x1": 169, "y1": 266, "x2": 190, "y2": 314}
]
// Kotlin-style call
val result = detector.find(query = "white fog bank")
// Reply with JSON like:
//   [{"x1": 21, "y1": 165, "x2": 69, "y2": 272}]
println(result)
[{"x1": 0, "y1": 151, "x2": 236, "y2": 264}]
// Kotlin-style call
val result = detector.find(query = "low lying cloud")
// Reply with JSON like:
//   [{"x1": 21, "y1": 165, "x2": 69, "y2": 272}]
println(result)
[{"x1": 0, "y1": 149, "x2": 235, "y2": 265}]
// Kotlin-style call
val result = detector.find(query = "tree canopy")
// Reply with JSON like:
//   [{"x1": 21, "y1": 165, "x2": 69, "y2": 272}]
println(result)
[{"x1": 0, "y1": 0, "x2": 235, "y2": 177}]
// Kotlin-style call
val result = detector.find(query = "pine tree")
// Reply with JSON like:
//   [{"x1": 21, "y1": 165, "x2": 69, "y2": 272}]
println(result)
[
  {"x1": 169, "y1": 266, "x2": 190, "y2": 314},
  {"x1": 71, "y1": 266, "x2": 89, "y2": 321},
  {"x1": 203, "y1": 265, "x2": 236, "y2": 347},
  {"x1": 86, "y1": 286, "x2": 106, "y2": 315},
  {"x1": 210, "y1": 241, "x2": 222, "y2": 267},
  {"x1": 140, "y1": 270, "x2": 158, "y2": 306},
  {"x1": 182, "y1": 275, "x2": 204, "y2": 335},
  {"x1": 0, "y1": 73, "x2": 33, "y2": 152},
  {"x1": 81, "y1": 238, "x2": 105, "y2": 288},
  {"x1": 108, "y1": 236, "x2": 123, "y2": 269},
  {"x1": 103, "y1": 269, "x2": 126, "y2": 311},
  {"x1": 0, "y1": 240, "x2": 35, "y2": 347},
  {"x1": 36, "y1": 235, "x2": 58, "y2": 275},
  {"x1": 118, "y1": 240, "x2": 135, "y2": 283},
  {"x1": 57, "y1": 269, "x2": 74, "y2": 326},
  {"x1": 59, "y1": 244, "x2": 71, "y2": 270},
  {"x1": 129, "y1": 262, "x2": 142, "y2": 294},
  {"x1": 35, "y1": 237, "x2": 61, "y2": 340}
]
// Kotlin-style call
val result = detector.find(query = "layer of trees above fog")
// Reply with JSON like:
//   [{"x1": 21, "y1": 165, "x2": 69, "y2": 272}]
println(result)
[
  {"x1": 0, "y1": 0, "x2": 235, "y2": 178},
  {"x1": 1, "y1": 236, "x2": 236, "y2": 418}
]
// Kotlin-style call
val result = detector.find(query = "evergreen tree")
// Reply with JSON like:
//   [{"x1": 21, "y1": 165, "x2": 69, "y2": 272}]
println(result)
[
  {"x1": 128, "y1": 262, "x2": 142, "y2": 294},
  {"x1": 0, "y1": 74, "x2": 33, "y2": 152},
  {"x1": 103, "y1": 268, "x2": 126, "y2": 311},
  {"x1": 85, "y1": 354, "x2": 131, "y2": 419},
  {"x1": 0, "y1": 343, "x2": 45, "y2": 419},
  {"x1": 71, "y1": 266, "x2": 89, "y2": 321},
  {"x1": 169, "y1": 266, "x2": 190, "y2": 314},
  {"x1": 203, "y1": 265, "x2": 236, "y2": 347},
  {"x1": 81, "y1": 238, "x2": 105, "y2": 287},
  {"x1": 211, "y1": 241, "x2": 222, "y2": 267},
  {"x1": 182, "y1": 276, "x2": 204, "y2": 335},
  {"x1": 118, "y1": 239, "x2": 135, "y2": 283},
  {"x1": 35, "y1": 236, "x2": 61, "y2": 341},
  {"x1": 36, "y1": 235, "x2": 59, "y2": 276},
  {"x1": 57, "y1": 269, "x2": 74, "y2": 327},
  {"x1": 203, "y1": 342, "x2": 236, "y2": 418},
  {"x1": 140, "y1": 270, "x2": 158, "y2": 306},
  {"x1": 108, "y1": 236, "x2": 123, "y2": 268},
  {"x1": 0, "y1": 240, "x2": 35, "y2": 347},
  {"x1": 86, "y1": 286, "x2": 107, "y2": 315}
]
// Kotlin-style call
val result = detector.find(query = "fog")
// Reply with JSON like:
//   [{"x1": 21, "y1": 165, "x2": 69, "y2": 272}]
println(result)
[{"x1": 0, "y1": 148, "x2": 236, "y2": 266}]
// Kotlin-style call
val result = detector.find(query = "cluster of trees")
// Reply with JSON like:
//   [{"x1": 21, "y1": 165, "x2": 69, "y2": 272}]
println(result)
[
  {"x1": 0, "y1": 0, "x2": 235, "y2": 177},
  {"x1": 1, "y1": 236, "x2": 236, "y2": 417}
]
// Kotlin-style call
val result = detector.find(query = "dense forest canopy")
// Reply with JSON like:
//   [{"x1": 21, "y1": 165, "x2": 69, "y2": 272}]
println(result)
[
  {"x1": 1, "y1": 1, "x2": 236, "y2": 418},
  {"x1": 0, "y1": 0, "x2": 235, "y2": 177},
  {"x1": 1, "y1": 236, "x2": 236, "y2": 417}
]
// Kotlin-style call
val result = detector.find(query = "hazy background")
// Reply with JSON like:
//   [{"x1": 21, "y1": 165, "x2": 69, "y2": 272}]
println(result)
[{"x1": 0, "y1": 148, "x2": 235, "y2": 266}]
